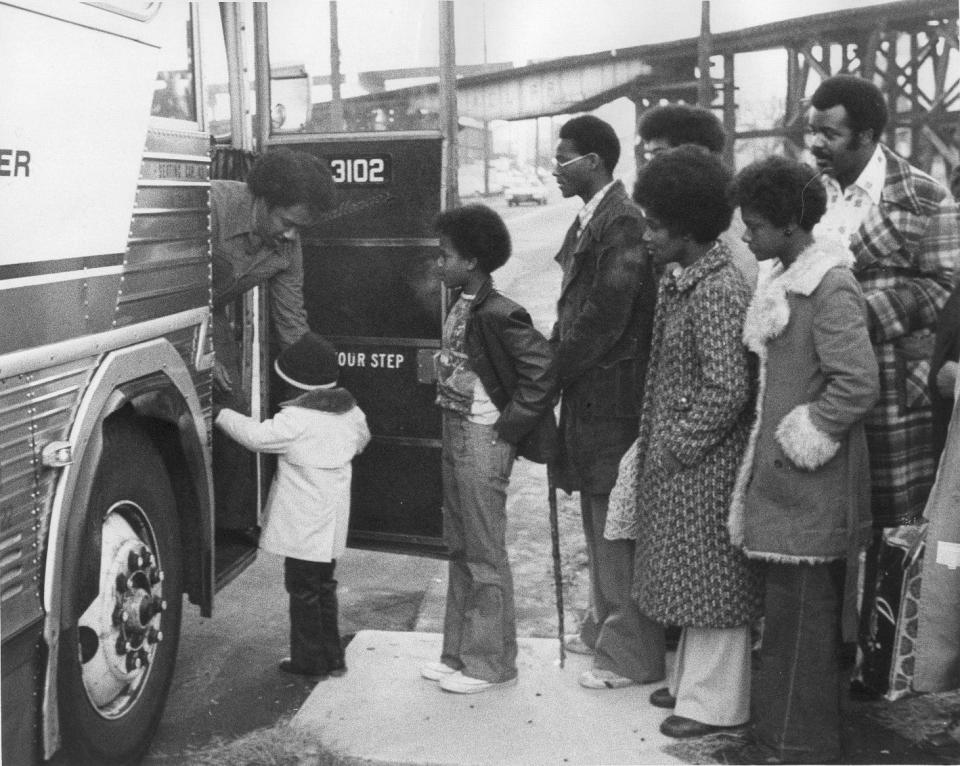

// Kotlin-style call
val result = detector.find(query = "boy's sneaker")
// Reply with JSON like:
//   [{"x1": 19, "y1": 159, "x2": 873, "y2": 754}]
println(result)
[
  {"x1": 578, "y1": 668, "x2": 637, "y2": 689},
  {"x1": 439, "y1": 671, "x2": 518, "y2": 694},
  {"x1": 420, "y1": 661, "x2": 458, "y2": 681}
]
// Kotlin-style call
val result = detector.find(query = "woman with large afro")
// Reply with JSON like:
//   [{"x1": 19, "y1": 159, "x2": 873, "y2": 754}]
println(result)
[{"x1": 606, "y1": 145, "x2": 762, "y2": 738}]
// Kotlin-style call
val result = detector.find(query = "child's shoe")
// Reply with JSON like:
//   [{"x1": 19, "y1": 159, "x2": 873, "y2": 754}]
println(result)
[{"x1": 279, "y1": 658, "x2": 328, "y2": 679}]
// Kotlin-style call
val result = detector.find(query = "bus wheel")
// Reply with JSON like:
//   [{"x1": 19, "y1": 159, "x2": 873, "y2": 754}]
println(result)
[{"x1": 57, "y1": 421, "x2": 183, "y2": 765}]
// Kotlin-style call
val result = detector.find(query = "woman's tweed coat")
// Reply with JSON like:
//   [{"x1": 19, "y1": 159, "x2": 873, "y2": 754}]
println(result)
[{"x1": 631, "y1": 243, "x2": 763, "y2": 628}]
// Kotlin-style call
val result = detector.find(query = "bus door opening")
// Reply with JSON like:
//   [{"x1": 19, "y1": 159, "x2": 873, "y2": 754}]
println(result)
[{"x1": 270, "y1": 132, "x2": 446, "y2": 557}]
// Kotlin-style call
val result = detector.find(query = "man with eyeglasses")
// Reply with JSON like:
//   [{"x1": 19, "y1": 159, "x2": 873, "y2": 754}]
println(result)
[
  {"x1": 805, "y1": 74, "x2": 960, "y2": 699},
  {"x1": 549, "y1": 114, "x2": 665, "y2": 691},
  {"x1": 637, "y1": 103, "x2": 756, "y2": 286}
]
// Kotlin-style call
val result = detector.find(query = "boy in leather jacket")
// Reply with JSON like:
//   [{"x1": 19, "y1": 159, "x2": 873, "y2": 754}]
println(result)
[{"x1": 419, "y1": 204, "x2": 557, "y2": 694}]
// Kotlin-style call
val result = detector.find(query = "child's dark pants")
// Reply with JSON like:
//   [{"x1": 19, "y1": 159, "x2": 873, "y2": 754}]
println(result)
[{"x1": 284, "y1": 557, "x2": 343, "y2": 674}]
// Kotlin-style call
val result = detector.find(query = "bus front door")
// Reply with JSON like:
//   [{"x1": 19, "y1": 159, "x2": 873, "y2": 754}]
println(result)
[{"x1": 272, "y1": 132, "x2": 446, "y2": 557}]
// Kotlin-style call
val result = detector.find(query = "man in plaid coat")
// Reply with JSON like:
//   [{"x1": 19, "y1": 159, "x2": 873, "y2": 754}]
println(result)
[
  {"x1": 808, "y1": 74, "x2": 959, "y2": 529},
  {"x1": 809, "y1": 74, "x2": 960, "y2": 695}
]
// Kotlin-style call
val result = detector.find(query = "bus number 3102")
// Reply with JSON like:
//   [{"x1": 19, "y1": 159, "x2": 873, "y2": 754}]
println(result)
[{"x1": 329, "y1": 156, "x2": 388, "y2": 184}]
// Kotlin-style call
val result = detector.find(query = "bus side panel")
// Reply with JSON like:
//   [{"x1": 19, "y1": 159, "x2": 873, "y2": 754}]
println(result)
[
  {"x1": 0, "y1": 4, "x2": 156, "y2": 270},
  {"x1": 0, "y1": 360, "x2": 99, "y2": 644},
  {"x1": 0, "y1": 275, "x2": 123, "y2": 354},
  {"x1": 1, "y1": 619, "x2": 43, "y2": 766},
  {"x1": 0, "y1": 358, "x2": 96, "y2": 765}
]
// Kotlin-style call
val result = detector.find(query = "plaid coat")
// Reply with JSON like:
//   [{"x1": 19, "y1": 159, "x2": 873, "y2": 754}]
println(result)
[{"x1": 845, "y1": 146, "x2": 960, "y2": 526}]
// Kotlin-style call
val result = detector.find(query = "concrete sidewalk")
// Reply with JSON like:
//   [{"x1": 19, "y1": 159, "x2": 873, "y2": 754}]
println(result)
[{"x1": 292, "y1": 630, "x2": 686, "y2": 765}]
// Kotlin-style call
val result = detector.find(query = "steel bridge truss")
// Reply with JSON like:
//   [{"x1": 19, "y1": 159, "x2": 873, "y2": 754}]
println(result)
[{"x1": 660, "y1": 0, "x2": 959, "y2": 173}]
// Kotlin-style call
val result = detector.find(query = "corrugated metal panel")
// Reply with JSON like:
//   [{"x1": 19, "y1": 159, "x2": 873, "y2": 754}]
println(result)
[
  {"x1": 0, "y1": 359, "x2": 96, "y2": 642},
  {"x1": 114, "y1": 128, "x2": 211, "y2": 328}
]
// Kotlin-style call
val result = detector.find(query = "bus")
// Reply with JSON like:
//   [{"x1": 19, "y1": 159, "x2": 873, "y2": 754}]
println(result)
[{"x1": 0, "y1": 3, "x2": 453, "y2": 762}]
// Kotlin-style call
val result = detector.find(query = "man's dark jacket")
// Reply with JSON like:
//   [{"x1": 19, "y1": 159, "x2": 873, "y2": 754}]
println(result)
[
  {"x1": 551, "y1": 180, "x2": 657, "y2": 492},
  {"x1": 463, "y1": 278, "x2": 558, "y2": 455}
]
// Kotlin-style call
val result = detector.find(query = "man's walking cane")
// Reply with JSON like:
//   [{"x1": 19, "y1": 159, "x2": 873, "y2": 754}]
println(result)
[{"x1": 547, "y1": 462, "x2": 566, "y2": 668}]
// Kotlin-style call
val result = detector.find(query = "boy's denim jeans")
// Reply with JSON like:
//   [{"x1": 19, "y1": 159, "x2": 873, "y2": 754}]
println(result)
[
  {"x1": 753, "y1": 560, "x2": 846, "y2": 763},
  {"x1": 440, "y1": 412, "x2": 518, "y2": 683}
]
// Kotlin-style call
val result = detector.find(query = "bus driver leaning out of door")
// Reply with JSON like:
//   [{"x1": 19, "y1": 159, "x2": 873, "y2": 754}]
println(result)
[{"x1": 211, "y1": 148, "x2": 337, "y2": 408}]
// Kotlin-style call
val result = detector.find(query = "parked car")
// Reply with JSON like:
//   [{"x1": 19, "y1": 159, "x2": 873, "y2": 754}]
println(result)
[{"x1": 504, "y1": 176, "x2": 548, "y2": 206}]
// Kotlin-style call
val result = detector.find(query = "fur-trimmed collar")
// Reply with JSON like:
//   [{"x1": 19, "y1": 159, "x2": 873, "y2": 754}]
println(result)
[
  {"x1": 742, "y1": 240, "x2": 853, "y2": 353},
  {"x1": 282, "y1": 386, "x2": 357, "y2": 413}
]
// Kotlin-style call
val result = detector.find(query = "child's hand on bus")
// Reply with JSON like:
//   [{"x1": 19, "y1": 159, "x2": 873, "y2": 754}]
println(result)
[{"x1": 213, "y1": 406, "x2": 238, "y2": 426}]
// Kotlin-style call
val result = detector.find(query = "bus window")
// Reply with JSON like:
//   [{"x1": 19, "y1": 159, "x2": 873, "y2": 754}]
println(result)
[
  {"x1": 150, "y1": 5, "x2": 196, "y2": 122},
  {"x1": 270, "y1": 65, "x2": 311, "y2": 133},
  {"x1": 266, "y1": 2, "x2": 440, "y2": 134}
]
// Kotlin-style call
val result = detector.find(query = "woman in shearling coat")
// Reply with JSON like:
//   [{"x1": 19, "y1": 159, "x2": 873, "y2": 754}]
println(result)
[
  {"x1": 725, "y1": 157, "x2": 880, "y2": 765},
  {"x1": 626, "y1": 146, "x2": 763, "y2": 739}
]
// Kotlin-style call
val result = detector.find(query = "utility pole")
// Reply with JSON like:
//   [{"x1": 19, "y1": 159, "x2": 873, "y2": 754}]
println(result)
[
  {"x1": 439, "y1": 1, "x2": 459, "y2": 208},
  {"x1": 482, "y1": 0, "x2": 490, "y2": 196},
  {"x1": 697, "y1": 1, "x2": 712, "y2": 107},
  {"x1": 534, "y1": 117, "x2": 541, "y2": 172},
  {"x1": 329, "y1": 1, "x2": 344, "y2": 131}
]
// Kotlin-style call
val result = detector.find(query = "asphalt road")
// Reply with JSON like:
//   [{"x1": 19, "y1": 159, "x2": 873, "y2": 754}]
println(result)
[
  {"x1": 144, "y1": 189, "x2": 583, "y2": 762},
  {"x1": 143, "y1": 550, "x2": 447, "y2": 761}
]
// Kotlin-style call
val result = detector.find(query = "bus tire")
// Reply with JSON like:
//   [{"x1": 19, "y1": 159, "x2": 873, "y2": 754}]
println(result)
[{"x1": 57, "y1": 420, "x2": 183, "y2": 765}]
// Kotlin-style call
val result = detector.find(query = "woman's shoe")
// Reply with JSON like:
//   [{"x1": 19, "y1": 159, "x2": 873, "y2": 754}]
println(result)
[
  {"x1": 563, "y1": 635, "x2": 595, "y2": 655},
  {"x1": 660, "y1": 714, "x2": 741, "y2": 738},
  {"x1": 649, "y1": 687, "x2": 676, "y2": 708}
]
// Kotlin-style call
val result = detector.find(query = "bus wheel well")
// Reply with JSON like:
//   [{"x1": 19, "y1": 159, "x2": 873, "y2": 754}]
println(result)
[{"x1": 103, "y1": 406, "x2": 205, "y2": 609}]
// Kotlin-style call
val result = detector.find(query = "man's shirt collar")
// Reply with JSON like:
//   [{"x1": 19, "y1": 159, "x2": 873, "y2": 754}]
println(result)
[
  {"x1": 822, "y1": 144, "x2": 886, "y2": 206},
  {"x1": 577, "y1": 179, "x2": 617, "y2": 232}
]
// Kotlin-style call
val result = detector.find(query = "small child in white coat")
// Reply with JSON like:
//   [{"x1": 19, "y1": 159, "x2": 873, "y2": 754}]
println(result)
[{"x1": 216, "y1": 332, "x2": 370, "y2": 678}]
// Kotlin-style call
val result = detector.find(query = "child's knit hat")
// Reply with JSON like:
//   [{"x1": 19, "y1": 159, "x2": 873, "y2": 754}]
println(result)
[{"x1": 274, "y1": 332, "x2": 339, "y2": 390}]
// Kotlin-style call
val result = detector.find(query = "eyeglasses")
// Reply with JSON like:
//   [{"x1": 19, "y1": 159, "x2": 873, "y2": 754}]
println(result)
[{"x1": 552, "y1": 153, "x2": 591, "y2": 171}]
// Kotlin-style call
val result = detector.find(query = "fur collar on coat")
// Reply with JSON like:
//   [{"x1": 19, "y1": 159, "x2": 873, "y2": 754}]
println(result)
[
  {"x1": 282, "y1": 386, "x2": 357, "y2": 413},
  {"x1": 742, "y1": 241, "x2": 854, "y2": 353},
  {"x1": 728, "y1": 240, "x2": 854, "y2": 552}
]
